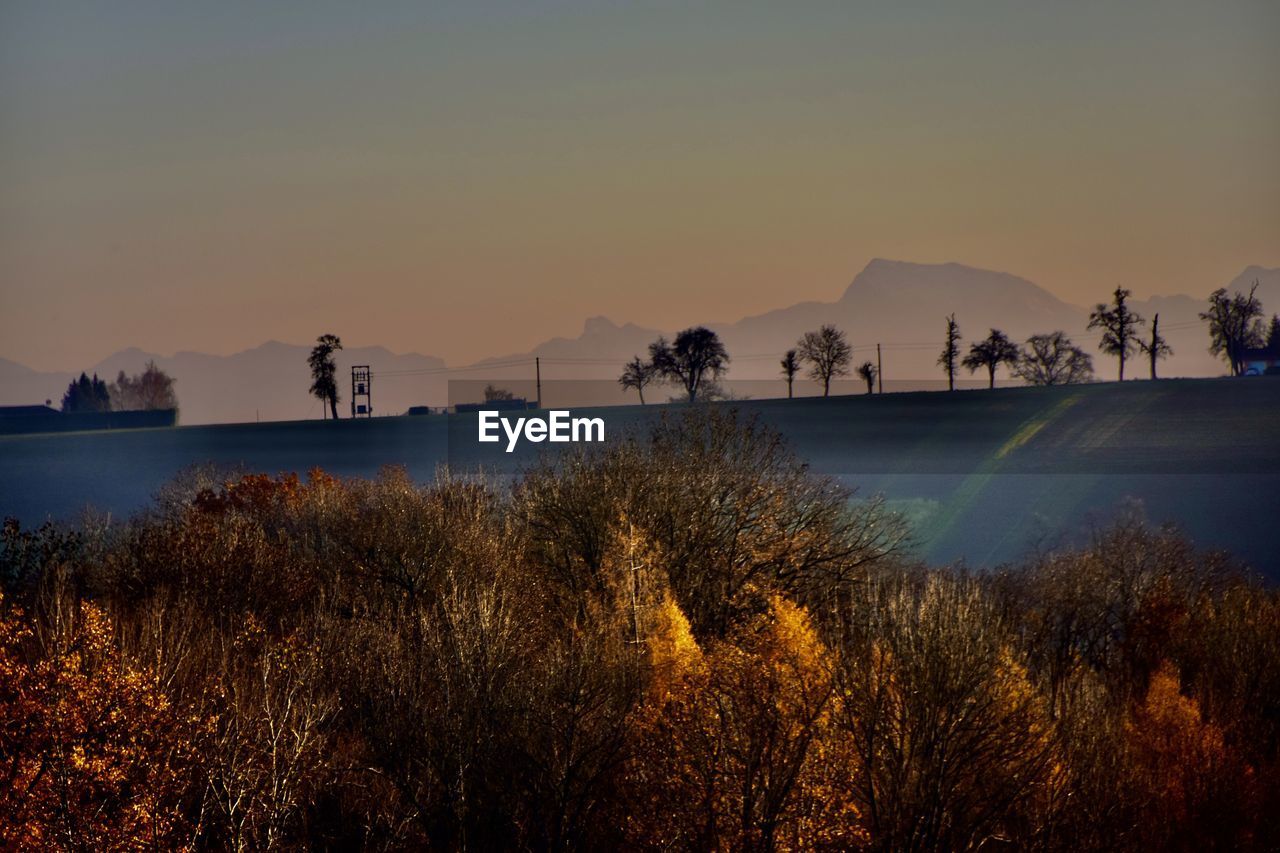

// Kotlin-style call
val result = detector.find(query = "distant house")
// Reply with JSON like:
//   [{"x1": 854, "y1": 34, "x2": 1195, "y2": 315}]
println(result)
[{"x1": 1241, "y1": 342, "x2": 1280, "y2": 376}]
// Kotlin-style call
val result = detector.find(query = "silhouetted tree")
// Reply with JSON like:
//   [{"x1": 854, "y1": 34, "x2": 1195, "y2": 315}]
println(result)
[
  {"x1": 1015, "y1": 332, "x2": 1094, "y2": 386},
  {"x1": 618, "y1": 356, "x2": 656, "y2": 405},
  {"x1": 938, "y1": 314, "x2": 961, "y2": 391},
  {"x1": 1088, "y1": 286, "x2": 1144, "y2": 381},
  {"x1": 797, "y1": 325, "x2": 852, "y2": 397},
  {"x1": 1139, "y1": 313, "x2": 1173, "y2": 380},
  {"x1": 962, "y1": 329, "x2": 1020, "y2": 389},
  {"x1": 308, "y1": 334, "x2": 343, "y2": 419},
  {"x1": 857, "y1": 361, "x2": 877, "y2": 395},
  {"x1": 483, "y1": 384, "x2": 516, "y2": 402},
  {"x1": 779, "y1": 349, "x2": 800, "y2": 399},
  {"x1": 109, "y1": 361, "x2": 177, "y2": 411},
  {"x1": 1200, "y1": 282, "x2": 1265, "y2": 376},
  {"x1": 1267, "y1": 314, "x2": 1280, "y2": 349},
  {"x1": 60, "y1": 372, "x2": 111, "y2": 413},
  {"x1": 648, "y1": 327, "x2": 729, "y2": 403}
]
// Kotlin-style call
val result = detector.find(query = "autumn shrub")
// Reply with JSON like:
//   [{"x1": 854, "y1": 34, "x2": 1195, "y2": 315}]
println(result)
[{"x1": 0, "y1": 593, "x2": 197, "y2": 849}]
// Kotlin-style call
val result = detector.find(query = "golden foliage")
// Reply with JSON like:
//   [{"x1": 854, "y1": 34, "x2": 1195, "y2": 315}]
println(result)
[
  {"x1": 1125, "y1": 660, "x2": 1254, "y2": 847},
  {"x1": 623, "y1": 593, "x2": 867, "y2": 851},
  {"x1": 0, "y1": 595, "x2": 192, "y2": 850}
]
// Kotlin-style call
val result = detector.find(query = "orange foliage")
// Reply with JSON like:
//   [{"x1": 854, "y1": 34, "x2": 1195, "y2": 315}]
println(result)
[
  {"x1": 191, "y1": 468, "x2": 339, "y2": 516},
  {"x1": 1126, "y1": 660, "x2": 1254, "y2": 848},
  {"x1": 0, "y1": 596, "x2": 193, "y2": 850},
  {"x1": 623, "y1": 594, "x2": 867, "y2": 851}
]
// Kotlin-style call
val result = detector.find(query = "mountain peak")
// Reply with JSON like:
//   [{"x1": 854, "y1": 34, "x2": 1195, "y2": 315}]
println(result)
[
  {"x1": 582, "y1": 316, "x2": 621, "y2": 336},
  {"x1": 840, "y1": 258, "x2": 1063, "y2": 309}
]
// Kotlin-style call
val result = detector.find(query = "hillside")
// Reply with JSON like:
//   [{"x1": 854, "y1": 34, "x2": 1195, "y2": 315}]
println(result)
[{"x1": 2, "y1": 376, "x2": 1278, "y2": 573}]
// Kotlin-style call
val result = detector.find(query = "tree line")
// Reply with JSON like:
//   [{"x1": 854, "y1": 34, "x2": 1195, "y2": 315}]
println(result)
[
  {"x1": 2, "y1": 409, "x2": 1278, "y2": 849},
  {"x1": 618, "y1": 282, "x2": 1277, "y2": 402},
  {"x1": 59, "y1": 361, "x2": 177, "y2": 414}
]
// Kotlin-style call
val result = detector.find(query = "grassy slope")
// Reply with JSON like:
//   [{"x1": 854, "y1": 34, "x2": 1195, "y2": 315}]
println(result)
[
  {"x1": 732, "y1": 378, "x2": 1280, "y2": 569},
  {"x1": 2, "y1": 377, "x2": 1278, "y2": 572}
]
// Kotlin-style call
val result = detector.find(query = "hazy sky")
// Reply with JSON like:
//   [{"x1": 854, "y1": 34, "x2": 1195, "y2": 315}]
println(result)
[{"x1": 2, "y1": 1, "x2": 1278, "y2": 370}]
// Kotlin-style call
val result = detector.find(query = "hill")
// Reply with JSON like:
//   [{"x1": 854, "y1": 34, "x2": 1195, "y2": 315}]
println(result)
[{"x1": 2, "y1": 376, "x2": 1278, "y2": 573}]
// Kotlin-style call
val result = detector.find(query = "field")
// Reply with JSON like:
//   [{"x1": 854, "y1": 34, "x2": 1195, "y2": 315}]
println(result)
[{"x1": 2, "y1": 376, "x2": 1278, "y2": 573}]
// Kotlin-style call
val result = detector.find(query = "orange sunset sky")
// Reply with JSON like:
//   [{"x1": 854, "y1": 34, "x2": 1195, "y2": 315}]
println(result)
[{"x1": 2, "y1": 1, "x2": 1278, "y2": 371}]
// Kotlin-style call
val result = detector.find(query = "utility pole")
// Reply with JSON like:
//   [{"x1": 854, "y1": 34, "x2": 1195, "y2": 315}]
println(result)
[
  {"x1": 876, "y1": 343, "x2": 883, "y2": 394},
  {"x1": 535, "y1": 357, "x2": 542, "y2": 409}
]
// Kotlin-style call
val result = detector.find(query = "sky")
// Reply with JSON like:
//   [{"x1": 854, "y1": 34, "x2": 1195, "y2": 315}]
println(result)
[{"x1": 2, "y1": 0, "x2": 1278, "y2": 371}]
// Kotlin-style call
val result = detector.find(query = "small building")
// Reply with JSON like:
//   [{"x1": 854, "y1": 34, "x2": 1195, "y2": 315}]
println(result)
[{"x1": 1241, "y1": 342, "x2": 1280, "y2": 376}]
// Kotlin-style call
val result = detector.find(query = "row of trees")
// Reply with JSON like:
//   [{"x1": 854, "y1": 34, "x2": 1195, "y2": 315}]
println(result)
[
  {"x1": 941, "y1": 281, "x2": 1279, "y2": 386},
  {"x1": 2, "y1": 410, "x2": 1279, "y2": 849},
  {"x1": 939, "y1": 326, "x2": 1096, "y2": 389},
  {"x1": 935, "y1": 288, "x2": 1161, "y2": 389},
  {"x1": 618, "y1": 322, "x2": 1099, "y2": 405},
  {"x1": 788, "y1": 325, "x2": 878, "y2": 397},
  {"x1": 618, "y1": 282, "x2": 1276, "y2": 404},
  {"x1": 59, "y1": 361, "x2": 177, "y2": 413},
  {"x1": 619, "y1": 324, "x2": 878, "y2": 404}
]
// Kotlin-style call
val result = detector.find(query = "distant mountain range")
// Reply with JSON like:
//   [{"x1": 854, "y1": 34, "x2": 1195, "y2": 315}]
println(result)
[
  {"x1": 3, "y1": 260, "x2": 1277, "y2": 424},
  {"x1": 484, "y1": 259, "x2": 1279, "y2": 384}
]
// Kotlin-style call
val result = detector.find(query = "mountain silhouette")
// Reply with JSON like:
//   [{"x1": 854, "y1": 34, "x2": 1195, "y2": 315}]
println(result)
[{"x1": 3, "y1": 261, "x2": 1277, "y2": 423}]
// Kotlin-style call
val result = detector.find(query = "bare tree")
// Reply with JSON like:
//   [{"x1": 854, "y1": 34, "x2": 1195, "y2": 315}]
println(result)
[
  {"x1": 618, "y1": 356, "x2": 655, "y2": 405},
  {"x1": 838, "y1": 575, "x2": 1055, "y2": 851},
  {"x1": 1015, "y1": 332, "x2": 1094, "y2": 386},
  {"x1": 797, "y1": 325, "x2": 852, "y2": 397},
  {"x1": 308, "y1": 334, "x2": 342, "y2": 420},
  {"x1": 109, "y1": 360, "x2": 178, "y2": 411},
  {"x1": 856, "y1": 361, "x2": 877, "y2": 395},
  {"x1": 1139, "y1": 313, "x2": 1173, "y2": 380},
  {"x1": 962, "y1": 329, "x2": 1020, "y2": 389},
  {"x1": 779, "y1": 350, "x2": 800, "y2": 399},
  {"x1": 1200, "y1": 282, "x2": 1266, "y2": 376},
  {"x1": 1088, "y1": 286, "x2": 1144, "y2": 381},
  {"x1": 649, "y1": 327, "x2": 729, "y2": 403},
  {"x1": 484, "y1": 384, "x2": 516, "y2": 402},
  {"x1": 938, "y1": 314, "x2": 961, "y2": 391}
]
